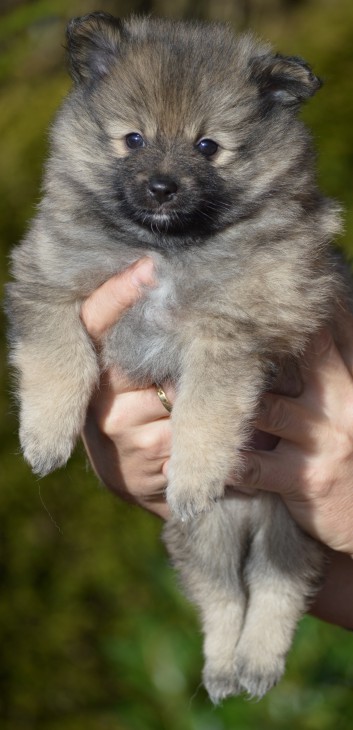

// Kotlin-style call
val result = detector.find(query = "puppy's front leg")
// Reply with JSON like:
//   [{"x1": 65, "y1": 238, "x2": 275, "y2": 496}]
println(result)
[
  {"x1": 166, "y1": 338, "x2": 264, "y2": 521},
  {"x1": 10, "y1": 299, "x2": 99, "y2": 475}
]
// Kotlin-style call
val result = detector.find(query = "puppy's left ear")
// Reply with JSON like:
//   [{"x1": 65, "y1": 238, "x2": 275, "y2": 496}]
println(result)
[
  {"x1": 251, "y1": 54, "x2": 321, "y2": 106},
  {"x1": 66, "y1": 12, "x2": 124, "y2": 85}
]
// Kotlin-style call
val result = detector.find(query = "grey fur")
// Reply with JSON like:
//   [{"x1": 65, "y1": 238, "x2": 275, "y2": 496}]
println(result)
[{"x1": 6, "y1": 14, "x2": 348, "y2": 700}]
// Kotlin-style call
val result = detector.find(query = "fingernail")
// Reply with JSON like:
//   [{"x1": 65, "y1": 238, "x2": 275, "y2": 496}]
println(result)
[{"x1": 130, "y1": 258, "x2": 155, "y2": 288}]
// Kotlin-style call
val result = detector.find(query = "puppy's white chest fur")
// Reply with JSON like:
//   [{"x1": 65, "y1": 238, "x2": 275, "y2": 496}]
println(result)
[
  {"x1": 143, "y1": 270, "x2": 177, "y2": 327},
  {"x1": 103, "y1": 264, "x2": 183, "y2": 384}
]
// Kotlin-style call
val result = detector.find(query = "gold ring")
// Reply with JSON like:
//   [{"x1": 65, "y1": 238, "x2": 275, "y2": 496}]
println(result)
[{"x1": 156, "y1": 384, "x2": 172, "y2": 413}]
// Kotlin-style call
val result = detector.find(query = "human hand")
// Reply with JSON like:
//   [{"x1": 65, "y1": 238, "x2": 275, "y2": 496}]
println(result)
[
  {"x1": 235, "y1": 326, "x2": 353, "y2": 557},
  {"x1": 81, "y1": 258, "x2": 172, "y2": 519},
  {"x1": 82, "y1": 261, "x2": 353, "y2": 553}
]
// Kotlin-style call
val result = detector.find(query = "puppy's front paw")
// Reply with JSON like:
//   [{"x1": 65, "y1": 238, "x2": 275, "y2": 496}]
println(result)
[
  {"x1": 20, "y1": 423, "x2": 74, "y2": 476},
  {"x1": 19, "y1": 398, "x2": 80, "y2": 475},
  {"x1": 166, "y1": 481, "x2": 223, "y2": 521}
]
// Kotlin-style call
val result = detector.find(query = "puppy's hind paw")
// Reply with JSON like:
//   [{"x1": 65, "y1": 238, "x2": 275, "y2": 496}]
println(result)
[
  {"x1": 203, "y1": 668, "x2": 243, "y2": 704},
  {"x1": 234, "y1": 655, "x2": 286, "y2": 699}
]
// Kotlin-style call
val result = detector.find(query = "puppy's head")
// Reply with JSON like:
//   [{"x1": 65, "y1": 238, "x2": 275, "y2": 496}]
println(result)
[{"x1": 61, "y1": 13, "x2": 321, "y2": 246}]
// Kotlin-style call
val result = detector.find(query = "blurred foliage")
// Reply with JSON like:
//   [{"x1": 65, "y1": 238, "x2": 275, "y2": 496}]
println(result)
[{"x1": 1, "y1": 1, "x2": 353, "y2": 728}]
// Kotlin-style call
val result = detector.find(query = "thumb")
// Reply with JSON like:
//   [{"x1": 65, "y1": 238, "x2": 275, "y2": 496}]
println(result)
[{"x1": 81, "y1": 257, "x2": 155, "y2": 341}]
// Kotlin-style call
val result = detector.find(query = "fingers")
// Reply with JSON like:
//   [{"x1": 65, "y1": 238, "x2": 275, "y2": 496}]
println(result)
[
  {"x1": 83, "y1": 376, "x2": 174, "y2": 518},
  {"x1": 91, "y1": 378, "x2": 175, "y2": 429},
  {"x1": 301, "y1": 332, "x2": 353, "y2": 427},
  {"x1": 301, "y1": 329, "x2": 351, "y2": 396},
  {"x1": 81, "y1": 257, "x2": 155, "y2": 340},
  {"x1": 256, "y1": 331, "x2": 353, "y2": 445},
  {"x1": 231, "y1": 333, "x2": 339, "y2": 493},
  {"x1": 230, "y1": 442, "x2": 314, "y2": 503},
  {"x1": 231, "y1": 449, "x2": 299, "y2": 496},
  {"x1": 233, "y1": 326, "x2": 353, "y2": 525},
  {"x1": 114, "y1": 418, "x2": 172, "y2": 466},
  {"x1": 83, "y1": 403, "x2": 172, "y2": 517},
  {"x1": 256, "y1": 394, "x2": 319, "y2": 445}
]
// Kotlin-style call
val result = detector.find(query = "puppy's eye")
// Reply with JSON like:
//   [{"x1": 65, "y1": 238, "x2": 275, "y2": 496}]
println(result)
[
  {"x1": 196, "y1": 138, "x2": 219, "y2": 157},
  {"x1": 125, "y1": 133, "x2": 145, "y2": 149}
]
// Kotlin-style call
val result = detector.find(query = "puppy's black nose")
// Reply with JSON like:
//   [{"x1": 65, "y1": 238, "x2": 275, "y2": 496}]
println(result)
[{"x1": 148, "y1": 176, "x2": 178, "y2": 204}]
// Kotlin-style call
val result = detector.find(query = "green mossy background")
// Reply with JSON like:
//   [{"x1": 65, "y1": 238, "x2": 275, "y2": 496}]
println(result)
[{"x1": 1, "y1": 1, "x2": 353, "y2": 728}]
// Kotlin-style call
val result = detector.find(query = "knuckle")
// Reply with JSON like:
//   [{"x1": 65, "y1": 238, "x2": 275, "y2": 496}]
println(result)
[
  {"x1": 135, "y1": 480, "x2": 167, "y2": 503},
  {"x1": 244, "y1": 454, "x2": 262, "y2": 489},
  {"x1": 312, "y1": 328, "x2": 333, "y2": 357},
  {"x1": 335, "y1": 429, "x2": 352, "y2": 458},
  {"x1": 99, "y1": 394, "x2": 137, "y2": 438},
  {"x1": 265, "y1": 397, "x2": 289, "y2": 434},
  {"x1": 300, "y1": 459, "x2": 332, "y2": 500},
  {"x1": 133, "y1": 427, "x2": 169, "y2": 459},
  {"x1": 100, "y1": 408, "x2": 126, "y2": 438},
  {"x1": 320, "y1": 419, "x2": 353, "y2": 461}
]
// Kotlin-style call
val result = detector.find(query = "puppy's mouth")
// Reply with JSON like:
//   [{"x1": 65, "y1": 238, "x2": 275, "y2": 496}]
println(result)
[
  {"x1": 132, "y1": 208, "x2": 187, "y2": 233},
  {"x1": 120, "y1": 196, "x2": 222, "y2": 237}
]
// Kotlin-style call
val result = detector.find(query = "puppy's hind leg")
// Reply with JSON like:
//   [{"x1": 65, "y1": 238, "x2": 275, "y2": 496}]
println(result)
[
  {"x1": 164, "y1": 498, "x2": 250, "y2": 703},
  {"x1": 233, "y1": 493, "x2": 325, "y2": 699}
]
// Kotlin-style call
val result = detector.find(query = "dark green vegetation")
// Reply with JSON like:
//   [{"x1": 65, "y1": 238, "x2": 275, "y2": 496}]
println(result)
[{"x1": 1, "y1": 1, "x2": 353, "y2": 728}]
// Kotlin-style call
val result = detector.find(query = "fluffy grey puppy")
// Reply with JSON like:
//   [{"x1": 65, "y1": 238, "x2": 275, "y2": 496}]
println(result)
[{"x1": 7, "y1": 13, "x2": 348, "y2": 701}]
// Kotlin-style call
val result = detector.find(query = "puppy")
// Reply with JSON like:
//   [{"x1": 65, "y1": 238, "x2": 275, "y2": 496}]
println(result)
[{"x1": 7, "y1": 13, "x2": 347, "y2": 701}]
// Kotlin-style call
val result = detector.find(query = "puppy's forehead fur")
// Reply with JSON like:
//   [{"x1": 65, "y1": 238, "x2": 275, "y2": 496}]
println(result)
[{"x1": 100, "y1": 19, "x2": 267, "y2": 139}]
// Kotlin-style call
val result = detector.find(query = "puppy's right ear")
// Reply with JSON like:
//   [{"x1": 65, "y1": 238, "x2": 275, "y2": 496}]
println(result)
[{"x1": 66, "y1": 12, "x2": 123, "y2": 85}]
